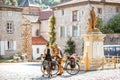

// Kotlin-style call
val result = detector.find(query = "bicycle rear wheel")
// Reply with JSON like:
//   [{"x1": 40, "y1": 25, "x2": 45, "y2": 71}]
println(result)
[
  {"x1": 51, "y1": 63, "x2": 59, "y2": 75},
  {"x1": 66, "y1": 62, "x2": 80, "y2": 75}
]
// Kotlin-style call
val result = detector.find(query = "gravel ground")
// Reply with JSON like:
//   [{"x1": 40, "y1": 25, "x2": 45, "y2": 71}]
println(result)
[{"x1": 0, "y1": 62, "x2": 120, "y2": 80}]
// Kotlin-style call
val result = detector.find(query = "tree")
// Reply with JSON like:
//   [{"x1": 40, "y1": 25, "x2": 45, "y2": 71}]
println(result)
[
  {"x1": 6, "y1": 0, "x2": 18, "y2": 6},
  {"x1": 49, "y1": 15, "x2": 56, "y2": 46},
  {"x1": 96, "y1": 17, "x2": 114, "y2": 34},
  {"x1": 64, "y1": 37, "x2": 76, "y2": 55},
  {"x1": 107, "y1": 14, "x2": 120, "y2": 33}
]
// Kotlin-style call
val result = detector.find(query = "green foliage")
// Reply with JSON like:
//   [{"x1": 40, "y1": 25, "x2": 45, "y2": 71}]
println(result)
[
  {"x1": 64, "y1": 37, "x2": 76, "y2": 55},
  {"x1": 107, "y1": 14, "x2": 120, "y2": 33},
  {"x1": 96, "y1": 17, "x2": 114, "y2": 34},
  {"x1": 49, "y1": 15, "x2": 56, "y2": 46},
  {"x1": 96, "y1": 14, "x2": 120, "y2": 34},
  {"x1": 6, "y1": 0, "x2": 18, "y2": 6}
]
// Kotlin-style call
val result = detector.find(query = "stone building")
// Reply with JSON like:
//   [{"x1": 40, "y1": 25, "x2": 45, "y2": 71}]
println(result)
[
  {"x1": 52, "y1": 0, "x2": 120, "y2": 55},
  {"x1": 0, "y1": 0, "x2": 22, "y2": 58},
  {"x1": 0, "y1": 0, "x2": 53, "y2": 60},
  {"x1": 39, "y1": 9, "x2": 54, "y2": 41},
  {"x1": 19, "y1": 0, "x2": 53, "y2": 60}
]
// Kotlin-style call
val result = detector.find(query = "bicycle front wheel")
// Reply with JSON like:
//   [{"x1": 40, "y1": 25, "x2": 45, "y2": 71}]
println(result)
[{"x1": 66, "y1": 62, "x2": 80, "y2": 75}]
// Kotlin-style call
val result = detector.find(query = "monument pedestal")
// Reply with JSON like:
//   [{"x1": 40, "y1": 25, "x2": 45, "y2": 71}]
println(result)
[{"x1": 83, "y1": 32, "x2": 105, "y2": 71}]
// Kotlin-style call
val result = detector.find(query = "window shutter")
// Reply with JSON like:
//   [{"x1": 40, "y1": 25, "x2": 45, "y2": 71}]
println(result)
[
  {"x1": 78, "y1": 25, "x2": 80, "y2": 36},
  {"x1": 77, "y1": 11, "x2": 80, "y2": 21},
  {"x1": 0, "y1": 41, "x2": 5, "y2": 55},
  {"x1": 70, "y1": 26, "x2": 73, "y2": 37},
  {"x1": 13, "y1": 41, "x2": 16, "y2": 50},
  {"x1": 58, "y1": 27, "x2": 61, "y2": 38},
  {"x1": 65, "y1": 26, "x2": 67, "y2": 37},
  {"x1": 71, "y1": 12, "x2": 73, "y2": 22},
  {"x1": 5, "y1": 41, "x2": 8, "y2": 50}
]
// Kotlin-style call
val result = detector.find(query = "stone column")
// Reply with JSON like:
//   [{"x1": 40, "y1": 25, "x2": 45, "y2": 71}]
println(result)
[
  {"x1": 83, "y1": 33, "x2": 105, "y2": 59},
  {"x1": 83, "y1": 32, "x2": 105, "y2": 70},
  {"x1": 22, "y1": 17, "x2": 32, "y2": 61}
]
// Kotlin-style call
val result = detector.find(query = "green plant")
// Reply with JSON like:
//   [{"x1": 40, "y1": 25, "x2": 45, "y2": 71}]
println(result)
[
  {"x1": 107, "y1": 14, "x2": 120, "y2": 33},
  {"x1": 64, "y1": 37, "x2": 76, "y2": 55},
  {"x1": 96, "y1": 17, "x2": 114, "y2": 34},
  {"x1": 49, "y1": 15, "x2": 56, "y2": 46}
]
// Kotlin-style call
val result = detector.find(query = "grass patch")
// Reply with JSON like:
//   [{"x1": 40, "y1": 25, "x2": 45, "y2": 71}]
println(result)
[{"x1": 0, "y1": 58, "x2": 13, "y2": 63}]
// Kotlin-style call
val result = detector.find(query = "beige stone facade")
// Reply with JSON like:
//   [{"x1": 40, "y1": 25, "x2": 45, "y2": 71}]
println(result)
[
  {"x1": 52, "y1": 0, "x2": 120, "y2": 55},
  {"x1": 0, "y1": 5, "x2": 22, "y2": 58}
]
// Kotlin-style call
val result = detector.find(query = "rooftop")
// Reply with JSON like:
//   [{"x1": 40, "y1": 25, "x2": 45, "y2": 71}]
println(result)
[
  {"x1": 39, "y1": 9, "x2": 53, "y2": 21},
  {"x1": 32, "y1": 36, "x2": 47, "y2": 45},
  {"x1": 52, "y1": 0, "x2": 120, "y2": 9}
]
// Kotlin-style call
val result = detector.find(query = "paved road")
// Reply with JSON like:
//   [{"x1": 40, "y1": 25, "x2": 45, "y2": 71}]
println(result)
[{"x1": 0, "y1": 62, "x2": 120, "y2": 80}]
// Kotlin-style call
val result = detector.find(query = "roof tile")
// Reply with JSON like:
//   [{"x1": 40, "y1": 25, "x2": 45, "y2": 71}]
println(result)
[
  {"x1": 39, "y1": 10, "x2": 53, "y2": 21},
  {"x1": 32, "y1": 36, "x2": 47, "y2": 45}
]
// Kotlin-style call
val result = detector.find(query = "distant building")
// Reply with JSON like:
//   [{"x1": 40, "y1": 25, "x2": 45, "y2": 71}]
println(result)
[
  {"x1": 39, "y1": 9, "x2": 54, "y2": 40},
  {"x1": 19, "y1": 0, "x2": 53, "y2": 60},
  {"x1": 0, "y1": 1, "x2": 22, "y2": 58},
  {"x1": 0, "y1": 0, "x2": 53, "y2": 60},
  {"x1": 52, "y1": 0, "x2": 120, "y2": 55}
]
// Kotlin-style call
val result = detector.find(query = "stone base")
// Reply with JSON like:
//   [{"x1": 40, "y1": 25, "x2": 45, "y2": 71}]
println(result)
[{"x1": 83, "y1": 33, "x2": 106, "y2": 59}]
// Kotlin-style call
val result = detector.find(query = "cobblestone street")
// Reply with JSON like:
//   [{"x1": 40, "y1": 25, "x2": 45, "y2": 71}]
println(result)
[{"x1": 0, "y1": 62, "x2": 120, "y2": 80}]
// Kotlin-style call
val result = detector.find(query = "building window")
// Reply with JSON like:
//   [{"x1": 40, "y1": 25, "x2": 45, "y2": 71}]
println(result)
[
  {"x1": 36, "y1": 29, "x2": 39, "y2": 36},
  {"x1": 116, "y1": 7, "x2": 120, "y2": 13},
  {"x1": 72, "y1": 10, "x2": 78, "y2": 21},
  {"x1": 6, "y1": 21, "x2": 14, "y2": 34},
  {"x1": 7, "y1": 11, "x2": 12, "y2": 17},
  {"x1": 72, "y1": 26, "x2": 79, "y2": 37},
  {"x1": 82, "y1": 10, "x2": 84, "y2": 15},
  {"x1": 37, "y1": 48, "x2": 39, "y2": 54},
  {"x1": 7, "y1": 40, "x2": 13, "y2": 50},
  {"x1": 61, "y1": 9, "x2": 64, "y2": 15},
  {"x1": 97, "y1": 8, "x2": 102, "y2": 14},
  {"x1": 5, "y1": 40, "x2": 16, "y2": 50},
  {"x1": 60, "y1": 26, "x2": 65, "y2": 37}
]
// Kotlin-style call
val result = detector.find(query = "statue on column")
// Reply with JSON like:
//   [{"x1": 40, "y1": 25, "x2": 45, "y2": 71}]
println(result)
[{"x1": 87, "y1": 7, "x2": 100, "y2": 33}]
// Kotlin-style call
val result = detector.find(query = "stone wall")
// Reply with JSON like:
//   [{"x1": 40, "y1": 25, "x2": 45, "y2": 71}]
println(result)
[
  {"x1": 104, "y1": 34, "x2": 120, "y2": 45},
  {"x1": 0, "y1": 6, "x2": 22, "y2": 58}
]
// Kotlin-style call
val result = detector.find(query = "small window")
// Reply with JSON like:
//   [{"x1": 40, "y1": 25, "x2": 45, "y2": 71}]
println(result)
[
  {"x1": 6, "y1": 21, "x2": 14, "y2": 34},
  {"x1": 8, "y1": 11, "x2": 12, "y2": 17},
  {"x1": 72, "y1": 26, "x2": 79, "y2": 37},
  {"x1": 61, "y1": 9, "x2": 64, "y2": 15},
  {"x1": 36, "y1": 29, "x2": 39, "y2": 36},
  {"x1": 37, "y1": 48, "x2": 39, "y2": 54},
  {"x1": 97, "y1": 8, "x2": 102, "y2": 14},
  {"x1": 8, "y1": 40, "x2": 13, "y2": 50},
  {"x1": 72, "y1": 10, "x2": 78, "y2": 21},
  {"x1": 60, "y1": 26, "x2": 65, "y2": 37},
  {"x1": 116, "y1": 7, "x2": 120, "y2": 13}
]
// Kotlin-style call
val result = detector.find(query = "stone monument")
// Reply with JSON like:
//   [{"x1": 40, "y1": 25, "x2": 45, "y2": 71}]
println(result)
[{"x1": 83, "y1": 7, "x2": 105, "y2": 71}]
